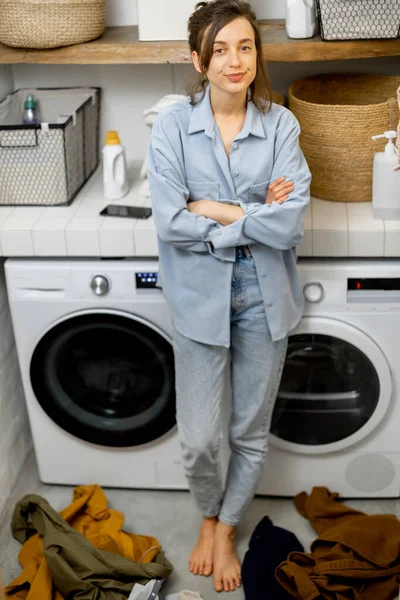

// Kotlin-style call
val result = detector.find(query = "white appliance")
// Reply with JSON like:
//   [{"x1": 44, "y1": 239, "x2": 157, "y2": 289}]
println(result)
[
  {"x1": 6, "y1": 257, "x2": 400, "y2": 498},
  {"x1": 259, "y1": 259, "x2": 400, "y2": 498},
  {"x1": 5, "y1": 258, "x2": 190, "y2": 489}
]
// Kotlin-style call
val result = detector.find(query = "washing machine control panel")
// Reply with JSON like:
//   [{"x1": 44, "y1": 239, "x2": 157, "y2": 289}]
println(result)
[{"x1": 135, "y1": 272, "x2": 159, "y2": 289}]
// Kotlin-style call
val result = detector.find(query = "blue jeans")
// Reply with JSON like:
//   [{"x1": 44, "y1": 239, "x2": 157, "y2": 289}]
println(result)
[{"x1": 172, "y1": 247, "x2": 288, "y2": 526}]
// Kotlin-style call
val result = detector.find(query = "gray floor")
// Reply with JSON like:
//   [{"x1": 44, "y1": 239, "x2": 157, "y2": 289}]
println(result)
[{"x1": 1, "y1": 451, "x2": 399, "y2": 599}]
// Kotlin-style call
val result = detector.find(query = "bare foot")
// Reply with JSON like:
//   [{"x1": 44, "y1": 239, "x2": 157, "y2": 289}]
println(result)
[
  {"x1": 213, "y1": 521, "x2": 241, "y2": 592},
  {"x1": 189, "y1": 516, "x2": 218, "y2": 576}
]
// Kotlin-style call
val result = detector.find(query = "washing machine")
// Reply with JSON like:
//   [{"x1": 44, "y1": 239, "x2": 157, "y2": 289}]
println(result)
[
  {"x1": 258, "y1": 259, "x2": 400, "y2": 498},
  {"x1": 5, "y1": 258, "x2": 191, "y2": 489}
]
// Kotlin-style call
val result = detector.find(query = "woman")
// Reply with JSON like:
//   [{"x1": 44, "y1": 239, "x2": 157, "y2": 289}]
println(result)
[{"x1": 147, "y1": 0, "x2": 311, "y2": 593}]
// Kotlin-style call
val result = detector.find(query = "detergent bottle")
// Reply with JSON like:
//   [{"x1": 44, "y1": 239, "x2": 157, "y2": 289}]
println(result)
[{"x1": 102, "y1": 130, "x2": 129, "y2": 201}]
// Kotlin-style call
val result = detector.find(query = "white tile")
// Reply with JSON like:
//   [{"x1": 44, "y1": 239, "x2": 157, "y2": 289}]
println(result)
[
  {"x1": 312, "y1": 197, "x2": 348, "y2": 257},
  {"x1": 384, "y1": 220, "x2": 400, "y2": 257},
  {"x1": 11, "y1": 207, "x2": 45, "y2": 218},
  {"x1": 347, "y1": 202, "x2": 384, "y2": 257},
  {"x1": 99, "y1": 218, "x2": 135, "y2": 256},
  {"x1": 0, "y1": 216, "x2": 39, "y2": 256},
  {"x1": 32, "y1": 218, "x2": 68, "y2": 256},
  {"x1": 133, "y1": 217, "x2": 158, "y2": 256},
  {"x1": 66, "y1": 217, "x2": 103, "y2": 256}
]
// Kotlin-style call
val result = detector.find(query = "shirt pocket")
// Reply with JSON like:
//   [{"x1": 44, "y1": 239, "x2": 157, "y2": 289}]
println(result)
[
  {"x1": 187, "y1": 180, "x2": 220, "y2": 201},
  {"x1": 248, "y1": 180, "x2": 270, "y2": 204}
]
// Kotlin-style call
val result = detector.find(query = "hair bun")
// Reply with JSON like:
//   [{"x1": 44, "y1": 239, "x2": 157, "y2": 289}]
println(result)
[{"x1": 195, "y1": 1, "x2": 208, "y2": 10}]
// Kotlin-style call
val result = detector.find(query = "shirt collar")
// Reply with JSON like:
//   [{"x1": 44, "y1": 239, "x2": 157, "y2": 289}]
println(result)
[{"x1": 188, "y1": 83, "x2": 266, "y2": 139}]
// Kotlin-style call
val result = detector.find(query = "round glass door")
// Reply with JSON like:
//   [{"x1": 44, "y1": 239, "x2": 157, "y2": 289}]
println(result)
[
  {"x1": 30, "y1": 311, "x2": 175, "y2": 447},
  {"x1": 270, "y1": 317, "x2": 392, "y2": 454}
]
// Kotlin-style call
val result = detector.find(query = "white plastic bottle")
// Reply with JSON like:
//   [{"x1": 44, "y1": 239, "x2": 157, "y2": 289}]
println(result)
[
  {"x1": 286, "y1": 0, "x2": 316, "y2": 39},
  {"x1": 102, "y1": 130, "x2": 129, "y2": 201},
  {"x1": 371, "y1": 130, "x2": 400, "y2": 220}
]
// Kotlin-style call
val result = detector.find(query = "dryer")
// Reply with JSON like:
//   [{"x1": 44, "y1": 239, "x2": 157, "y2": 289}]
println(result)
[
  {"x1": 259, "y1": 259, "x2": 400, "y2": 498},
  {"x1": 5, "y1": 258, "x2": 190, "y2": 488}
]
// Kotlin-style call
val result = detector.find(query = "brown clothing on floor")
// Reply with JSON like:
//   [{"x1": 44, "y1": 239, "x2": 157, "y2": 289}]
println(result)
[
  {"x1": 6, "y1": 485, "x2": 172, "y2": 600},
  {"x1": 275, "y1": 487, "x2": 400, "y2": 600}
]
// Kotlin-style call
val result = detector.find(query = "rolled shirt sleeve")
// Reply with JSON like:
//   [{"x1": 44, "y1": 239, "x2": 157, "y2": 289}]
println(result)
[
  {"x1": 148, "y1": 116, "x2": 235, "y2": 262},
  {"x1": 208, "y1": 113, "x2": 311, "y2": 251}
]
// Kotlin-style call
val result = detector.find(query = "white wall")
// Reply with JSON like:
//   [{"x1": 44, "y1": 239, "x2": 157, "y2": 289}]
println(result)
[
  {"x1": 105, "y1": 0, "x2": 285, "y2": 27},
  {"x1": 0, "y1": 66, "x2": 32, "y2": 521},
  {"x1": 0, "y1": 262, "x2": 32, "y2": 520},
  {"x1": 13, "y1": 56, "x2": 400, "y2": 163}
]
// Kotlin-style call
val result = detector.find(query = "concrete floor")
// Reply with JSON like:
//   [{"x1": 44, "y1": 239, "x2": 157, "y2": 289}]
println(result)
[{"x1": 1, "y1": 450, "x2": 399, "y2": 599}]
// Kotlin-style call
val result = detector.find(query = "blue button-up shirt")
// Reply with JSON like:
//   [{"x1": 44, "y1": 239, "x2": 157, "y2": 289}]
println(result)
[{"x1": 147, "y1": 84, "x2": 311, "y2": 347}]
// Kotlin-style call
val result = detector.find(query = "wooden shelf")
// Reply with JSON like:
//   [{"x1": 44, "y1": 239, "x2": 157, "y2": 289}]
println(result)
[{"x1": 1, "y1": 21, "x2": 400, "y2": 64}]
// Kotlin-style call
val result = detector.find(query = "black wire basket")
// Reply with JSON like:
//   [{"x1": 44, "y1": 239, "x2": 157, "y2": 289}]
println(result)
[
  {"x1": 0, "y1": 87, "x2": 100, "y2": 206},
  {"x1": 316, "y1": 0, "x2": 400, "y2": 41}
]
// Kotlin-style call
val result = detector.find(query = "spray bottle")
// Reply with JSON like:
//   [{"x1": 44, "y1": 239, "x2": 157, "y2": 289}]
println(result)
[
  {"x1": 23, "y1": 94, "x2": 38, "y2": 125},
  {"x1": 371, "y1": 130, "x2": 400, "y2": 220}
]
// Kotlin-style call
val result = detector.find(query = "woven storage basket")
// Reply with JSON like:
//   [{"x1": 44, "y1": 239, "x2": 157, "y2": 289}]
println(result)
[
  {"x1": 0, "y1": 0, "x2": 106, "y2": 49},
  {"x1": 289, "y1": 74, "x2": 400, "y2": 202}
]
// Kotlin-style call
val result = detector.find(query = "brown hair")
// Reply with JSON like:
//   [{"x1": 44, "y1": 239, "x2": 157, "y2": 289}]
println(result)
[{"x1": 187, "y1": 0, "x2": 272, "y2": 112}]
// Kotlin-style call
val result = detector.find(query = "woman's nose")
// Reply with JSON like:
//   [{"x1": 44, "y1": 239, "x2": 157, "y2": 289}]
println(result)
[{"x1": 228, "y1": 51, "x2": 241, "y2": 66}]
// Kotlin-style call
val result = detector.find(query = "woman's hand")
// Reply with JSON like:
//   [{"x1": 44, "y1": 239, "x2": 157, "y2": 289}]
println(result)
[
  {"x1": 187, "y1": 199, "x2": 215, "y2": 217},
  {"x1": 266, "y1": 177, "x2": 294, "y2": 205},
  {"x1": 187, "y1": 199, "x2": 244, "y2": 225}
]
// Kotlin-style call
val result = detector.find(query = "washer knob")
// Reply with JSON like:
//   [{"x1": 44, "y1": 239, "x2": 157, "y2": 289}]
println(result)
[
  {"x1": 303, "y1": 282, "x2": 324, "y2": 303},
  {"x1": 90, "y1": 275, "x2": 110, "y2": 296}
]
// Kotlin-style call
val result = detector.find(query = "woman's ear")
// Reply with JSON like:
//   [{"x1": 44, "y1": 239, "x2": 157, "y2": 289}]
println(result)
[{"x1": 192, "y1": 51, "x2": 203, "y2": 74}]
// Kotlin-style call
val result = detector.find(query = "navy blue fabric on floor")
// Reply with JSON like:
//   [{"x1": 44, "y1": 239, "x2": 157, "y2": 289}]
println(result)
[{"x1": 242, "y1": 516, "x2": 304, "y2": 599}]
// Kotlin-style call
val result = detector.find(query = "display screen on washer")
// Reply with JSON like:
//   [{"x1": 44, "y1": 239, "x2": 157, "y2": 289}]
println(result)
[
  {"x1": 348, "y1": 278, "x2": 400, "y2": 290},
  {"x1": 271, "y1": 333, "x2": 380, "y2": 446},
  {"x1": 136, "y1": 272, "x2": 159, "y2": 289},
  {"x1": 30, "y1": 313, "x2": 175, "y2": 447}
]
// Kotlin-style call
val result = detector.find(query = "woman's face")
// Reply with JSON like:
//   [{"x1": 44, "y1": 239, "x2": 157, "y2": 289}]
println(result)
[{"x1": 193, "y1": 17, "x2": 258, "y2": 97}]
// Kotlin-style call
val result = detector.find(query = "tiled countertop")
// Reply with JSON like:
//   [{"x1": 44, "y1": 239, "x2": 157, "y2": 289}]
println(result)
[{"x1": 0, "y1": 163, "x2": 399, "y2": 258}]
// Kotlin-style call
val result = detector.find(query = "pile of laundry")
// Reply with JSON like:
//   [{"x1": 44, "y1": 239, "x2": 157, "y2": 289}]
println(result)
[
  {"x1": 4, "y1": 485, "x2": 199, "y2": 600},
  {"x1": 243, "y1": 486, "x2": 400, "y2": 600}
]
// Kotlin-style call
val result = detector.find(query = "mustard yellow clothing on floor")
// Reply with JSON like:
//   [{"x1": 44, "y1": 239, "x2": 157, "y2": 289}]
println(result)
[
  {"x1": 276, "y1": 487, "x2": 400, "y2": 600},
  {"x1": 6, "y1": 485, "x2": 172, "y2": 600}
]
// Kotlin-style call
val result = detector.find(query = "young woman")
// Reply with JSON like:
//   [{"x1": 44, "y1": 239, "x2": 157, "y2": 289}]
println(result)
[{"x1": 147, "y1": 0, "x2": 311, "y2": 593}]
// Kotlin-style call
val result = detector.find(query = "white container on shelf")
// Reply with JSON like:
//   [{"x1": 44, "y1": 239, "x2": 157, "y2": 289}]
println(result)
[
  {"x1": 102, "y1": 130, "x2": 129, "y2": 201},
  {"x1": 137, "y1": 0, "x2": 197, "y2": 41},
  {"x1": 371, "y1": 130, "x2": 400, "y2": 220},
  {"x1": 286, "y1": 0, "x2": 317, "y2": 39}
]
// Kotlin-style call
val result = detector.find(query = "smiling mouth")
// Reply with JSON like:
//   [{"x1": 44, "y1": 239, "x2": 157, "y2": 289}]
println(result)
[{"x1": 226, "y1": 73, "x2": 245, "y2": 79}]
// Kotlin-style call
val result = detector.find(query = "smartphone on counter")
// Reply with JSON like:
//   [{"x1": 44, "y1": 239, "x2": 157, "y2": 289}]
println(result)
[{"x1": 100, "y1": 204, "x2": 152, "y2": 219}]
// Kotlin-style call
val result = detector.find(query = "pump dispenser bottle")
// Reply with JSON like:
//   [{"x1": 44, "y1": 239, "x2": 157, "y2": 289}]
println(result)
[{"x1": 371, "y1": 130, "x2": 400, "y2": 220}]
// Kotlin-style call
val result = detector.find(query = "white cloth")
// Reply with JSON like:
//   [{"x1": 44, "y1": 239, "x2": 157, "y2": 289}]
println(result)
[
  {"x1": 128, "y1": 580, "x2": 158, "y2": 600},
  {"x1": 166, "y1": 592, "x2": 203, "y2": 600},
  {"x1": 140, "y1": 94, "x2": 188, "y2": 183},
  {"x1": 128, "y1": 582, "x2": 203, "y2": 600}
]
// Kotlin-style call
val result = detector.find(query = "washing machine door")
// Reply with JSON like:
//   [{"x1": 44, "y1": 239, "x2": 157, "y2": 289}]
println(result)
[
  {"x1": 270, "y1": 317, "x2": 392, "y2": 454},
  {"x1": 30, "y1": 310, "x2": 175, "y2": 447}
]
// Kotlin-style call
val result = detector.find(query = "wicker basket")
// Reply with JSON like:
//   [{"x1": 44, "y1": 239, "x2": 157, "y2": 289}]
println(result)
[
  {"x1": 0, "y1": 0, "x2": 106, "y2": 49},
  {"x1": 289, "y1": 74, "x2": 400, "y2": 202}
]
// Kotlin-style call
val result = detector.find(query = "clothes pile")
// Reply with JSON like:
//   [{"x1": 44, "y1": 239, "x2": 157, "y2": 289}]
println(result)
[
  {"x1": 5, "y1": 485, "x2": 176, "y2": 600},
  {"x1": 243, "y1": 486, "x2": 400, "y2": 600}
]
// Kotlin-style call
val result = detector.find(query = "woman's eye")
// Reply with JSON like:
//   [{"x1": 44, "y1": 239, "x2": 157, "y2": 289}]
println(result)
[
  {"x1": 241, "y1": 46, "x2": 251, "y2": 51},
  {"x1": 214, "y1": 48, "x2": 224, "y2": 54}
]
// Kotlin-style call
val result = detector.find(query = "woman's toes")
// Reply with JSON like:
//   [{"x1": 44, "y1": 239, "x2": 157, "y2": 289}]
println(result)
[{"x1": 204, "y1": 562, "x2": 212, "y2": 576}]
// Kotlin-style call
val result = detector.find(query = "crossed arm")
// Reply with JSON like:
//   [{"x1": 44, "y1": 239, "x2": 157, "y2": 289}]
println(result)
[
  {"x1": 147, "y1": 111, "x2": 311, "y2": 255},
  {"x1": 187, "y1": 176, "x2": 295, "y2": 225}
]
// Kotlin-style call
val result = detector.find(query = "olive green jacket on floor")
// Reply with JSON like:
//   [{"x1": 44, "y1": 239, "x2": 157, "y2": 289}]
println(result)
[{"x1": 7, "y1": 493, "x2": 173, "y2": 600}]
